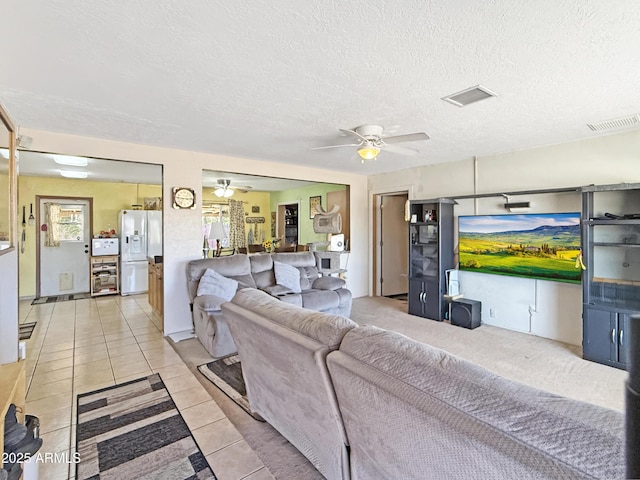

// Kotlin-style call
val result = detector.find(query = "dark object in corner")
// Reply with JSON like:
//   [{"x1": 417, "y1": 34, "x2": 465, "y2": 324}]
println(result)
[
  {"x1": 450, "y1": 299, "x2": 481, "y2": 329},
  {"x1": 627, "y1": 314, "x2": 640, "y2": 479}
]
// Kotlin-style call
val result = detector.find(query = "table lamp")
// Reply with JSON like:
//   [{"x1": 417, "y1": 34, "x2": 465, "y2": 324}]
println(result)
[{"x1": 208, "y1": 222, "x2": 227, "y2": 257}]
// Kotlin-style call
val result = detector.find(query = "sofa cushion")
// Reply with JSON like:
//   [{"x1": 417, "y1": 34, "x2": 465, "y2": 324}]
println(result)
[
  {"x1": 187, "y1": 255, "x2": 255, "y2": 301},
  {"x1": 271, "y1": 251, "x2": 316, "y2": 267},
  {"x1": 301, "y1": 289, "x2": 340, "y2": 311},
  {"x1": 312, "y1": 276, "x2": 345, "y2": 291},
  {"x1": 232, "y1": 288, "x2": 354, "y2": 346},
  {"x1": 299, "y1": 266, "x2": 319, "y2": 290},
  {"x1": 277, "y1": 293, "x2": 303, "y2": 307},
  {"x1": 196, "y1": 268, "x2": 238, "y2": 300},
  {"x1": 274, "y1": 261, "x2": 302, "y2": 293},
  {"x1": 250, "y1": 254, "x2": 276, "y2": 289}
]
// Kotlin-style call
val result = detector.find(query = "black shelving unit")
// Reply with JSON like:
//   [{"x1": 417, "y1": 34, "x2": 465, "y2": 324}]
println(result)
[
  {"x1": 582, "y1": 183, "x2": 640, "y2": 370},
  {"x1": 284, "y1": 204, "x2": 298, "y2": 246},
  {"x1": 408, "y1": 198, "x2": 455, "y2": 321}
]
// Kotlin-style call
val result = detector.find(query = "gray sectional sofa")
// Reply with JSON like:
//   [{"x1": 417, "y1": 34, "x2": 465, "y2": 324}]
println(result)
[
  {"x1": 222, "y1": 288, "x2": 625, "y2": 480},
  {"x1": 186, "y1": 252, "x2": 352, "y2": 358}
]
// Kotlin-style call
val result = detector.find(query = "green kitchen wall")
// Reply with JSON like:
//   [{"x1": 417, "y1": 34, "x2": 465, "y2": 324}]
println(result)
[{"x1": 270, "y1": 183, "x2": 346, "y2": 245}]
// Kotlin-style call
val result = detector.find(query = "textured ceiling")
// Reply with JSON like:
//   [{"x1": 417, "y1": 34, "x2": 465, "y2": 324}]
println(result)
[{"x1": 2, "y1": 0, "x2": 640, "y2": 176}]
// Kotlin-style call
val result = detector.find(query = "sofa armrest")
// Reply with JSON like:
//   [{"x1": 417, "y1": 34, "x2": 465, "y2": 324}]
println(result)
[
  {"x1": 312, "y1": 276, "x2": 346, "y2": 291},
  {"x1": 193, "y1": 294, "x2": 227, "y2": 313}
]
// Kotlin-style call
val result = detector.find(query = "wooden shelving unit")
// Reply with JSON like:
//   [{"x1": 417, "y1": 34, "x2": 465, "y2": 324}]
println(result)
[{"x1": 90, "y1": 255, "x2": 119, "y2": 296}]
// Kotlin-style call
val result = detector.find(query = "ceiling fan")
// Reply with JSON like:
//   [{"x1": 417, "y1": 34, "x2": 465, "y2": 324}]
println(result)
[
  {"x1": 214, "y1": 179, "x2": 252, "y2": 198},
  {"x1": 313, "y1": 125, "x2": 430, "y2": 162}
]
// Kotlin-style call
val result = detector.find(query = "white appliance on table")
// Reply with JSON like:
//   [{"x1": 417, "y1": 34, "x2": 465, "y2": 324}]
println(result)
[
  {"x1": 91, "y1": 238, "x2": 119, "y2": 256},
  {"x1": 119, "y1": 209, "x2": 162, "y2": 295}
]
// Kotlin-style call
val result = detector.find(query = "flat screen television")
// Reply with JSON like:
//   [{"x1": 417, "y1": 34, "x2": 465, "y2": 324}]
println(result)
[{"x1": 458, "y1": 212, "x2": 581, "y2": 284}]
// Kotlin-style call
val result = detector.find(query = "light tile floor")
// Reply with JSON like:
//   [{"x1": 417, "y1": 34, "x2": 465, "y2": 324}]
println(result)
[{"x1": 20, "y1": 294, "x2": 274, "y2": 480}]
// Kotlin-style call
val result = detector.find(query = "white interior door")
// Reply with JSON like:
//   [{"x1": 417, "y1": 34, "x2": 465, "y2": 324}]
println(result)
[
  {"x1": 381, "y1": 194, "x2": 409, "y2": 296},
  {"x1": 39, "y1": 198, "x2": 91, "y2": 296}
]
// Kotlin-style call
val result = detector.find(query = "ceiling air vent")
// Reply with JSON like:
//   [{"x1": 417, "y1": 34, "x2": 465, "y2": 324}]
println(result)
[
  {"x1": 587, "y1": 114, "x2": 640, "y2": 132},
  {"x1": 442, "y1": 85, "x2": 498, "y2": 107}
]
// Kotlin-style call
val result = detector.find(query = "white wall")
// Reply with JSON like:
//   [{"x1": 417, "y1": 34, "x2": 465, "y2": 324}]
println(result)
[
  {"x1": 21, "y1": 129, "x2": 369, "y2": 336},
  {"x1": 0, "y1": 248, "x2": 19, "y2": 364},
  {"x1": 369, "y1": 129, "x2": 640, "y2": 345}
]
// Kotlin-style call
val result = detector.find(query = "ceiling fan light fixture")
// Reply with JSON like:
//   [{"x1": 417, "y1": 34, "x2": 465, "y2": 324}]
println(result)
[
  {"x1": 357, "y1": 146, "x2": 380, "y2": 161},
  {"x1": 214, "y1": 187, "x2": 234, "y2": 198}
]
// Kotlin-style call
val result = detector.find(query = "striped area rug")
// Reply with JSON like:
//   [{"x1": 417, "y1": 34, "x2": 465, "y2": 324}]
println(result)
[
  {"x1": 31, "y1": 292, "x2": 92, "y2": 305},
  {"x1": 19, "y1": 322, "x2": 37, "y2": 340},
  {"x1": 76, "y1": 373, "x2": 216, "y2": 479},
  {"x1": 198, "y1": 355, "x2": 254, "y2": 418}
]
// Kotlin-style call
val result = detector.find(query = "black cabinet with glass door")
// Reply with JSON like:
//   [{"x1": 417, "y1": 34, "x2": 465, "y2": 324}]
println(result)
[
  {"x1": 582, "y1": 183, "x2": 640, "y2": 369},
  {"x1": 284, "y1": 204, "x2": 298, "y2": 246},
  {"x1": 408, "y1": 199, "x2": 454, "y2": 321}
]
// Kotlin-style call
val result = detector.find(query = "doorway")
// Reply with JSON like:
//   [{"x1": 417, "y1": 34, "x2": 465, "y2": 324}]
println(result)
[
  {"x1": 277, "y1": 202, "x2": 299, "y2": 247},
  {"x1": 37, "y1": 196, "x2": 92, "y2": 297},
  {"x1": 374, "y1": 192, "x2": 409, "y2": 297}
]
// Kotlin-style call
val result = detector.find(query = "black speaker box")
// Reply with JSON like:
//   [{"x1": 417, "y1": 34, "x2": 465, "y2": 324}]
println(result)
[{"x1": 450, "y1": 299, "x2": 481, "y2": 329}]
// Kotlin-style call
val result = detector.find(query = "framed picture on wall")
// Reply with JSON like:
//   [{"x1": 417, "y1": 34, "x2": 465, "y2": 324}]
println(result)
[{"x1": 309, "y1": 196, "x2": 321, "y2": 218}]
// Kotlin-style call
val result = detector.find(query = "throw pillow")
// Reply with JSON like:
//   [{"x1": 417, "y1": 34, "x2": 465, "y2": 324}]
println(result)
[
  {"x1": 273, "y1": 261, "x2": 302, "y2": 293},
  {"x1": 196, "y1": 268, "x2": 239, "y2": 301}
]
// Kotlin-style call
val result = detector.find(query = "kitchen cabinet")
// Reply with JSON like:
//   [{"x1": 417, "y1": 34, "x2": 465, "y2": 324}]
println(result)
[
  {"x1": 583, "y1": 307, "x2": 630, "y2": 367},
  {"x1": 90, "y1": 255, "x2": 119, "y2": 296},
  {"x1": 148, "y1": 257, "x2": 163, "y2": 319}
]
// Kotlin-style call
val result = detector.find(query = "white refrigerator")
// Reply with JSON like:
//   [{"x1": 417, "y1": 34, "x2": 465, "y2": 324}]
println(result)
[{"x1": 119, "y1": 210, "x2": 162, "y2": 295}]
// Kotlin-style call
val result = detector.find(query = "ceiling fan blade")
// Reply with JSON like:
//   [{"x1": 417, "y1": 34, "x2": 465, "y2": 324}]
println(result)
[
  {"x1": 339, "y1": 128, "x2": 369, "y2": 142},
  {"x1": 381, "y1": 144, "x2": 420, "y2": 156},
  {"x1": 311, "y1": 143, "x2": 361, "y2": 150},
  {"x1": 383, "y1": 132, "x2": 430, "y2": 144}
]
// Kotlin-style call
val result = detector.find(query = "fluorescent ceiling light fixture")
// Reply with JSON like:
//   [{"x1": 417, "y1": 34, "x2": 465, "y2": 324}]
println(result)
[
  {"x1": 357, "y1": 146, "x2": 380, "y2": 162},
  {"x1": 59, "y1": 170, "x2": 88, "y2": 179},
  {"x1": 0, "y1": 148, "x2": 8, "y2": 159},
  {"x1": 51, "y1": 154, "x2": 88, "y2": 167}
]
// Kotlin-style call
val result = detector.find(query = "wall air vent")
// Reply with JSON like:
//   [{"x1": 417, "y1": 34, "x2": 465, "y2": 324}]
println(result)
[
  {"x1": 587, "y1": 114, "x2": 640, "y2": 132},
  {"x1": 442, "y1": 85, "x2": 498, "y2": 107}
]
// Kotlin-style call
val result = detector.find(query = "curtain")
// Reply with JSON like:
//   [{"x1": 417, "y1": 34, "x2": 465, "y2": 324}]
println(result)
[
  {"x1": 228, "y1": 199, "x2": 246, "y2": 250},
  {"x1": 44, "y1": 202, "x2": 61, "y2": 247}
]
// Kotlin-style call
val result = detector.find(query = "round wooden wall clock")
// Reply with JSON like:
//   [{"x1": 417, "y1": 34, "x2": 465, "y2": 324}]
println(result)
[{"x1": 172, "y1": 187, "x2": 196, "y2": 209}]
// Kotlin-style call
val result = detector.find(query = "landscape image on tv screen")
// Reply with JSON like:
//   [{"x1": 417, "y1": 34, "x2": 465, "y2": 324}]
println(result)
[{"x1": 458, "y1": 213, "x2": 581, "y2": 283}]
